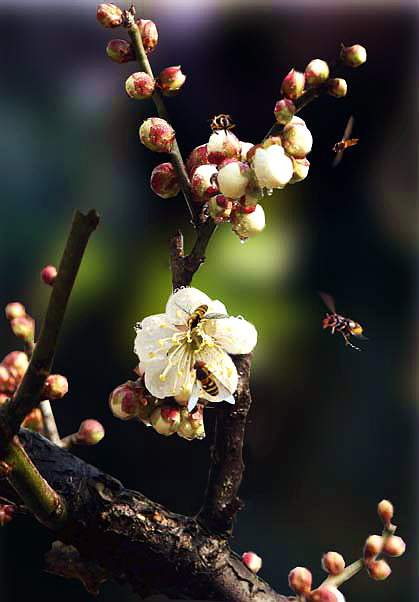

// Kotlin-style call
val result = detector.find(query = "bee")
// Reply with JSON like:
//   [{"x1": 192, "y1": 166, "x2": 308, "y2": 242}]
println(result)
[
  {"x1": 176, "y1": 303, "x2": 228, "y2": 329},
  {"x1": 188, "y1": 360, "x2": 235, "y2": 412},
  {"x1": 319, "y1": 292, "x2": 367, "y2": 351},
  {"x1": 332, "y1": 115, "x2": 359, "y2": 167},
  {"x1": 210, "y1": 114, "x2": 235, "y2": 135}
]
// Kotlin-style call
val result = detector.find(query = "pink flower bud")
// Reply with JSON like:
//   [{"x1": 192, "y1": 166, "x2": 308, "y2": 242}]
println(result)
[
  {"x1": 186, "y1": 144, "x2": 210, "y2": 177},
  {"x1": 157, "y1": 66, "x2": 186, "y2": 93},
  {"x1": 0, "y1": 505, "x2": 15, "y2": 527},
  {"x1": 207, "y1": 130, "x2": 241, "y2": 166},
  {"x1": 309, "y1": 586, "x2": 346, "y2": 602},
  {"x1": 2, "y1": 351, "x2": 28, "y2": 381},
  {"x1": 150, "y1": 404, "x2": 181, "y2": 436},
  {"x1": 289, "y1": 157, "x2": 310, "y2": 183},
  {"x1": 191, "y1": 165, "x2": 219, "y2": 202},
  {"x1": 96, "y1": 3, "x2": 123, "y2": 28},
  {"x1": 78, "y1": 419, "x2": 105, "y2": 445},
  {"x1": 288, "y1": 566, "x2": 312, "y2": 595},
  {"x1": 150, "y1": 162, "x2": 180, "y2": 199},
  {"x1": 109, "y1": 380, "x2": 148, "y2": 420},
  {"x1": 383, "y1": 535, "x2": 406, "y2": 557},
  {"x1": 177, "y1": 405, "x2": 205, "y2": 440},
  {"x1": 242, "y1": 551, "x2": 262, "y2": 573},
  {"x1": 0, "y1": 366, "x2": 11, "y2": 393},
  {"x1": 43, "y1": 374, "x2": 68, "y2": 400},
  {"x1": 10, "y1": 315, "x2": 34, "y2": 341},
  {"x1": 139, "y1": 118, "x2": 175, "y2": 153},
  {"x1": 304, "y1": 59, "x2": 330, "y2": 87},
  {"x1": 217, "y1": 159, "x2": 250, "y2": 199},
  {"x1": 281, "y1": 69, "x2": 305, "y2": 100},
  {"x1": 321, "y1": 551, "x2": 345, "y2": 575},
  {"x1": 363, "y1": 534, "x2": 384, "y2": 560},
  {"x1": 136, "y1": 19, "x2": 159, "y2": 54},
  {"x1": 340, "y1": 44, "x2": 367, "y2": 68},
  {"x1": 274, "y1": 99, "x2": 296, "y2": 125},
  {"x1": 366, "y1": 559, "x2": 392, "y2": 581},
  {"x1": 41, "y1": 265, "x2": 57, "y2": 286},
  {"x1": 22, "y1": 408, "x2": 44, "y2": 432},
  {"x1": 327, "y1": 78, "x2": 347, "y2": 98},
  {"x1": 231, "y1": 204, "x2": 265, "y2": 241},
  {"x1": 106, "y1": 39, "x2": 136, "y2": 63},
  {"x1": 377, "y1": 499, "x2": 394, "y2": 525},
  {"x1": 5, "y1": 302, "x2": 26, "y2": 320},
  {"x1": 0, "y1": 394, "x2": 9, "y2": 405},
  {"x1": 125, "y1": 72, "x2": 155, "y2": 100},
  {"x1": 207, "y1": 195, "x2": 234, "y2": 223},
  {"x1": 282, "y1": 122, "x2": 313, "y2": 159}
]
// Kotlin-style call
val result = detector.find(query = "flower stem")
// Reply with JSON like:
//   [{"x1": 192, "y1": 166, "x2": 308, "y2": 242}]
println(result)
[
  {"x1": 322, "y1": 558, "x2": 364, "y2": 588},
  {"x1": 39, "y1": 400, "x2": 62, "y2": 446}
]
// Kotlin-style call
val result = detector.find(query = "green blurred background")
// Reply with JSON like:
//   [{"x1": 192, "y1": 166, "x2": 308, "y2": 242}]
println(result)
[{"x1": 0, "y1": 0, "x2": 416, "y2": 600}]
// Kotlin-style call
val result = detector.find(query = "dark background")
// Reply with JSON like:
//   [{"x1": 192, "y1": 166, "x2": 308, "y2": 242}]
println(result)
[{"x1": 0, "y1": 1, "x2": 417, "y2": 601}]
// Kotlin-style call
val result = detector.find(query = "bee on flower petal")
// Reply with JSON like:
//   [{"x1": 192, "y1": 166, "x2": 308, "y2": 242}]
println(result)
[
  {"x1": 320, "y1": 292, "x2": 367, "y2": 351},
  {"x1": 188, "y1": 360, "x2": 235, "y2": 412},
  {"x1": 210, "y1": 114, "x2": 235, "y2": 135}
]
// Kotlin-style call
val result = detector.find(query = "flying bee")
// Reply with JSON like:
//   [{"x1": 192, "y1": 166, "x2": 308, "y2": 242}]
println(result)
[
  {"x1": 319, "y1": 291, "x2": 367, "y2": 351},
  {"x1": 188, "y1": 360, "x2": 235, "y2": 412},
  {"x1": 332, "y1": 115, "x2": 359, "y2": 167},
  {"x1": 210, "y1": 114, "x2": 235, "y2": 135}
]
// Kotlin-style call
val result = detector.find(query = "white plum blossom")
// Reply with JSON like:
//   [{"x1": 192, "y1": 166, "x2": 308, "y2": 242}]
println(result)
[
  {"x1": 252, "y1": 144, "x2": 293, "y2": 189},
  {"x1": 134, "y1": 287, "x2": 257, "y2": 411},
  {"x1": 217, "y1": 160, "x2": 250, "y2": 199}
]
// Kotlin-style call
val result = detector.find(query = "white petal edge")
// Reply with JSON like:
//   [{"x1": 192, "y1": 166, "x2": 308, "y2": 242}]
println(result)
[
  {"x1": 204, "y1": 316, "x2": 257, "y2": 355},
  {"x1": 166, "y1": 287, "x2": 213, "y2": 324},
  {"x1": 134, "y1": 313, "x2": 178, "y2": 363}
]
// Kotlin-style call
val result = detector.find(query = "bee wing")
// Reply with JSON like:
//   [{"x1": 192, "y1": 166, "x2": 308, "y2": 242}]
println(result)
[
  {"x1": 332, "y1": 150, "x2": 344, "y2": 167},
  {"x1": 342, "y1": 115, "x2": 354, "y2": 142},
  {"x1": 204, "y1": 313, "x2": 229, "y2": 320},
  {"x1": 187, "y1": 381, "x2": 200, "y2": 412},
  {"x1": 318, "y1": 291, "x2": 336, "y2": 313},
  {"x1": 352, "y1": 333, "x2": 368, "y2": 341}
]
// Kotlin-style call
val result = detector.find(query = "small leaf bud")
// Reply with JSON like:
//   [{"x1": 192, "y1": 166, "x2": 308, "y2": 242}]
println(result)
[
  {"x1": 177, "y1": 405, "x2": 205, "y2": 440},
  {"x1": 309, "y1": 586, "x2": 346, "y2": 602},
  {"x1": 207, "y1": 195, "x2": 234, "y2": 223},
  {"x1": 281, "y1": 69, "x2": 305, "y2": 100},
  {"x1": 150, "y1": 404, "x2": 181, "y2": 436},
  {"x1": 77, "y1": 419, "x2": 105, "y2": 445},
  {"x1": 109, "y1": 380, "x2": 148, "y2": 420},
  {"x1": 0, "y1": 505, "x2": 15, "y2": 527},
  {"x1": 41, "y1": 265, "x2": 57, "y2": 286},
  {"x1": 139, "y1": 118, "x2": 175, "y2": 153},
  {"x1": 274, "y1": 99, "x2": 296, "y2": 125},
  {"x1": 186, "y1": 144, "x2": 210, "y2": 177},
  {"x1": 136, "y1": 19, "x2": 159, "y2": 54},
  {"x1": 282, "y1": 122, "x2": 313, "y2": 159},
  {"x1": 242, "y1": 551, "x2": 262, "y2": 573},
  {"x1": 96, "y1": 3, "x2": 123, "y2": 28},
  {"x1": 43, "y1": 374, "x2": 68, "y2": 400},
  {"x1": 363, "y1": 534, "x2": 384, "y2": 559},
  {"x1": 231, "y1": 203, "x2": 265, "y2": 241},
  {"x1": 5, "y1": 302, "x2": 26, "y2": 320},
  {"x1": 106, "y1": 39, "x2": 135, "y2": 63},
  {"x1": 191, "y1": 165, "x2": 219, "y2": 202},
  {"x1": 217, "y1": 159, "x2": 250, "y2": 199},
  {"x1": 207, "y1": 130, "x2": 241, "y2": 166},
  {"x1": 251, "y1": 143, "x2": 293, "y2": 189},
  {"x1": 289, "y1": 157, "x2": 310, "y2": 183},
  {"x1": 150, "y1": 162, "x2": 180, "y2": 198},
  {"x1": 125, "y1": 72, "x2": 155, "y2": 100},
  {"x1": 157, "y1": 66, "x2": 186, "y2": 93},
  {"x1": 327, "y1": 78, "x2": 347, "y2": 98},
  {"x1": 304, "y1": 59, "x2": 330, "y2": 87},
  {"x1": 10, "y1": 315, "x2": 34, "y2": 341},
  {"x1": 366, "y1": 559, "x2": 392, "y2": 581},
  {"x1": 22, "y1": 408, "x2": 43, "y2": 432},
  {"x1": 383, "y1": 535, "x2": 406, "y2": 557},
  {"x1": 377, "y1": 499, "x2": 394, "y2": 525},
  {"x1": 321, "y1": 551, "x2": 345, "y2": 575},
  {"x1": 340, "y1": 44, "x2": 367, "y2": 68},
  {"x1": 288, "y1": 566, "x2": 312, "y2": 595}
]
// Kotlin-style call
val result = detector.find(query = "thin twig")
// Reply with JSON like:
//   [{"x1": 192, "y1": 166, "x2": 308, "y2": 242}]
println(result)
[{"x1": 39, "y1": 400, "x2": 62, "y2": 446}]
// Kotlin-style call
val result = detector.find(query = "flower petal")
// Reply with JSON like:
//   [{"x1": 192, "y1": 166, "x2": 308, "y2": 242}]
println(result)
[
  {"x1": 143, "y1": 344, "x2": 196, "y2": 399},
  {"x1": 166, "y1": 287, "x2": 213, "y2": 325},
  {"x1": 195, "y1": 346, "x2": 238, "y2": 402},
  {"x1": 134, "y1": 313, "x2": 179, "y2": 363},
  {"x1": 203, "y1": 316, "x2": 257, "y2": 355}
]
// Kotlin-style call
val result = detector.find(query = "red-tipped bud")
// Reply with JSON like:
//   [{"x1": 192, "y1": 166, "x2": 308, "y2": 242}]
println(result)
[
  {"x1": 366, "y1": 559, "x2": 392, "y2": 581},
  {"x1": 231, "y1": 204, "x2": 265, "y2": 241},
  {"x1": 191, "y1": 165, "x2": 219, "y2": 202},
  {"x1": 207, "y1": 130, "x2": 241, "y2": 166},
  {"x1": 150, "y1": 404, "x2": 181, "y2": 436},
  {"x1": 309, "y1": 586, "x2": 346, "y2": 602},
  {"x1": 207, "y1": 195, "x2": 233, "y2": 223},
  {"x1": 340, "y1": 44, "x2": 367, "y2": 68},
  {"x1": 125, "y1": 72, "x2": 155, "y2": 100},
  {"x1": 96, "y1": 3, "x2": 123, "y2": 28},
  {"x1": 150, "y1": 162, "x2": 180, "y2": 198},
  {"x1": 363, "y1": 534, "x2": 384, "y2": 560},
  {"x1": 106, "y1": 39, "x2": 135, "y2": 63},
  {"x1": 78, "y1": 419, "x2": 105, "y2": 445},
  {"x1": 289, "y1": 157, "x2": 310, "y2": 183},
  {"x1": 2, "y1": 351, "x2": 29, "y2": 381},
  {"x1": 186, "y1": 144, "x2": 210, "y2": 177},
  {"x1": 5, "y1": 302, "x2": 26, "y2": 320},
  {"x1": 321, "y1": 551, "x2": 345, "y2": 575},
  {"x1": 304, "y1": 59, "x2": 330, "y2": 87},
  {"x1": 139, "y1": 118, "x2": 175, "y2": 153},
  {"x1": 22, "y1": 408, "x2": 44, "y2": 432},
  {"x1": 43, "y1": 374, "x2": 68, "y2": 400},
  {"x1": 136, "y1": 19, "x2": 159, "y2": 54},
  {"x1": 177, "y1": 405, "x2": 205, "y2": 440},
  {"x1": 282, "y1": 120, "x2": 313, "y2": 159},
  {"x1": 288, "y1": 566, "x2": 312, "y2": 595},
  {"x1": 281, "y1": 69, "x2": 305, "y2": 100},
  {"x1": 274, "y1": 99, "x2": 296, "y2": 125},
  {"x1": 109, "y1": 380, "x2": 149, "y2": 420},
  {"x1": 377, "y1": 499, "x2": 394, "y2": 525},
  {"x1": 242, "y1": 551, "x2": 262, "y2": 573},
  {"x1": 0, "y1": 505, "x2": 15, "y2": 527},
  {"x1": 41, "y1": 265, "x2": 57, "y2": 286},
  {"x1": 157, "y1": 66, "x2": 186, "y2": 94},
  {"x1": 10, "y1": 315, "x2": 34, "y2": 341},
  {"x1": 327, "y1": 78, "x2": 347, "y2": 98},
  {"x1": 383, "y1": 535, "x2": 406, "y2": 557}
]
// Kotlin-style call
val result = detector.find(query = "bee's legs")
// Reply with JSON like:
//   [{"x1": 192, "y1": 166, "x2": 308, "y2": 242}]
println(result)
[{"x1": 339, "y1": 331, "x2": 361, "y2": 351}]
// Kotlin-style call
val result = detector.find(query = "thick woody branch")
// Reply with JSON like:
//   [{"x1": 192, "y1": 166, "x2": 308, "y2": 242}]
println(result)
[
  {"x1": 197, "y1": 354, "x2": 252, "y2": 536},
  {"x1": 1, "y1": 429, "x2": 289, "y2": 602}
]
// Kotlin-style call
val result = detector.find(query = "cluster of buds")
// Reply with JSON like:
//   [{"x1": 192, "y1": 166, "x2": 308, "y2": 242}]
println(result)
[
  {"x1": 288, "y1": 566, "x2": 345, "y2": 602},
  {"x1": 97, "y1": 2, "x2": 158, "y2": 56},
  {"x1": 109, "y1": 378, "x2": 205, "y2": 440},
  {"x1": 4, "y1": 302, "x2": 34, "y2": 343}
]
